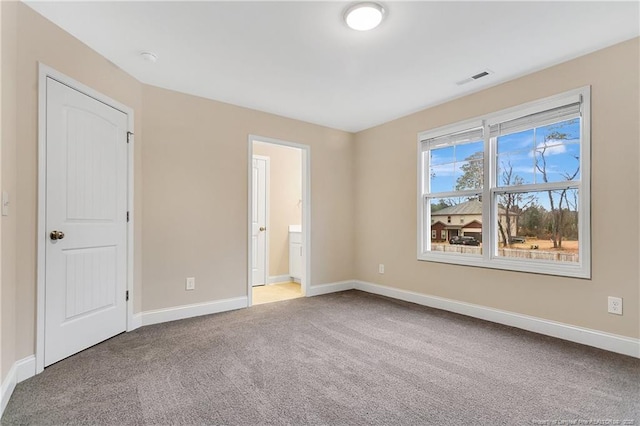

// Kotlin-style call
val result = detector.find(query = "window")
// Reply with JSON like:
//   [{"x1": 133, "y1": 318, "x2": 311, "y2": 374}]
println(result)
[
  {"x1": 441, "y1": 230, "x2": 446, "y2": 240},
  {"x1": 418, "y1": 87, "x2": 590, "y2": 278},
  {"x1": 431, "y1": 230, "x2": 436, "y2": 239}
]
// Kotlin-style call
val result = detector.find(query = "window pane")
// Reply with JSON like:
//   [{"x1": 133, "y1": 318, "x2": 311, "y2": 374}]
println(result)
[
  {"x1": 497, "y1": 129, "x2": 535, "y2": 185},
  {"x1": 497, "y1": 118, "x2": 581, "y2": 186},
  {"x1": 496, "y1": 153, "x2": 535, "y2": 187},
  {"x1": 534, "y1": 119, "x2": 581, "y2": 183},
  {"x1": 455, "y1": 141, "x2": 484, "y2": 160},
  {"x1": 497, "y1": 129, "x2": 534, "y2": 156},
  {"x1": 427, "y1": 196, "x2": 483, "y2": 255},
  {"x1": 454, "y1": 142, "x2": 484, "y2": 191},
  {"x1": 430, "y1": 145, "x2": 454, "y2": 166},
  {"x1": 495, "y1": 189, "x2": 579, "y2": 263},
  {"x1": 456, "y1": 158, "x2": 483, "y2": 191},
  {"x1": 428, "y1": 140, "x2": 483, "y2": 194},
  {"x1": 429, "y1": 163, "x2": 456, "y2": 193}
]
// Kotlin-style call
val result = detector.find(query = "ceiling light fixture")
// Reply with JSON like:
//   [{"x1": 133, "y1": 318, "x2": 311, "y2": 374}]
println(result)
[
  {"x1": 140, "y1": 51, "x2": 158, "y2": 63},
  {"x1": 344, "y1": 2, "x2": 385, "y2": 31}
]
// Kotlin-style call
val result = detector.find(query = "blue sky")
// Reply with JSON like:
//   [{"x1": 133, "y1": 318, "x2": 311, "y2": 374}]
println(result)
[
  {"x1": 429, "y1": 140, "x2": 483, "y2": 193},
  {"x1": 428, "y1": 119, "x2": 581, "y2": 211},
  {"x1": 497, "y1": 119, "x2": 580, "y2": 186}
]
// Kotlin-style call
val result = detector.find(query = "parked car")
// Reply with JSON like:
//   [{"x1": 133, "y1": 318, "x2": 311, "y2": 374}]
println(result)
[
  {"x1": 509, "y1": 236, "x2": 526, "y2": 244},
  {"x1": 449, "y1": 236, "x2": 481, "y2": 246}
]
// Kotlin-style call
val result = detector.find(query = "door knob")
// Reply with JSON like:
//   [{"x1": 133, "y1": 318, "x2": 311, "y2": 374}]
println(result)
[
  {"x1": 259, "y1": 227, "x2": 266, "y2": 231},
  {"x1": 50, "y1": 230, "x2": 65, "y2": 241}
]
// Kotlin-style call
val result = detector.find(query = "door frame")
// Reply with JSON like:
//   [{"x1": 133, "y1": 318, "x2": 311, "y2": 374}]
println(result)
[
  {"x1": 247, "y1": 135, "x2": 310, "y2": 306},
  {"x1": 252, "y1": 154, "x2": 270, "y2": 287},
  {"x1": 36, "y1": 64, "x2": 135, "y2": 374}
]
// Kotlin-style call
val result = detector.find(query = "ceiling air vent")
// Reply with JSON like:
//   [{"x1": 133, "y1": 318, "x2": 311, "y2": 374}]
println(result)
[{"x1": 456, "y1": 70, "x2": 493, "y2": 86}]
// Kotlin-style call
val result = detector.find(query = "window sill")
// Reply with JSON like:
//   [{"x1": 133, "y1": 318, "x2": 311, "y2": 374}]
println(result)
[{"x1": 417, "y1": 252, "x2": 590, "y2": 279}]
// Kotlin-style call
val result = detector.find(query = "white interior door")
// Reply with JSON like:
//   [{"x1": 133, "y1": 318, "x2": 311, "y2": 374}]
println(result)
[
  {"x1": 44, "y1": 77, "x2": 128, "y2": 366},
  {"x1": 251, "y1": 156, "x2": 268, "y2": 286}
]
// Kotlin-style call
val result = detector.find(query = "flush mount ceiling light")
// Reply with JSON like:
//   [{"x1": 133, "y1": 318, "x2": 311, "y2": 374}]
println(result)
[
  {"x1": 344, "y1": 2, "x2": 385, "y2": 31},
  {"x1": 140, "y1": 51, "x2": 158, "y2": 63}
]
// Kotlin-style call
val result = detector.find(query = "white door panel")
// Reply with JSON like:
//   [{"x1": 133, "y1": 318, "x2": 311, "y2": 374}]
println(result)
[
  {"x1": 251, "y1": 157, "x2": 267, "y2": 286},
  {"x1": 45, "y1": 78, "x2": 127, "y2": 366}
]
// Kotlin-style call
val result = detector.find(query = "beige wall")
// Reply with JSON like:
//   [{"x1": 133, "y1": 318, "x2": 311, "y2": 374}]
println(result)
[
  {"x1": 7, "y1": 2, "x2": 144, "y2": 365},
  {"x1": 0, "y1": 0, "x2": 18, "y2": 384},
  {"x1": 253, "y1": 142, "x2": 302, "y2": 278},
  {"x1": 141, "y1": 85, "x2": 354, "y2": 310},
  {"x1": 0, "y1": 0, "x2": 2, "y2": 386},
  {"x1": 354, "y1": 38, "x2": 640, "y2": 339}
]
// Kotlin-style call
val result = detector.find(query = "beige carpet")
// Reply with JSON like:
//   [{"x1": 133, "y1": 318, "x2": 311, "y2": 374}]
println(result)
[{"x1": 252, "y1": 281, "x2": 302, "y2": 305}]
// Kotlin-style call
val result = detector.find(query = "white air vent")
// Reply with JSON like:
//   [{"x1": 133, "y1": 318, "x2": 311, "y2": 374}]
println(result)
[{"x1": 456, "y1": 70, "x2": 493, "y2": 86}]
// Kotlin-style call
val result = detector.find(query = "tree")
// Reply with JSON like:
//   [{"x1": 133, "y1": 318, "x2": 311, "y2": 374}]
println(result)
[
  {"x1": 497, "y1": 161, "x2": 534, "y2": 246},
  {"x1": 535, "y1": 126, "x2": 580, "y2": 249},
  {"x1": 520, "y1": 204, "x2": 545, "y2": 237},
  {"x1": 430, "y1": 199, "x2": 452, "y2": 212},
  {"x1": 456, "y1": 154, "x2": 532, "y2": 245},
  {"x1": 455, "y1": 152, "x2": 483, "y2": 199}
]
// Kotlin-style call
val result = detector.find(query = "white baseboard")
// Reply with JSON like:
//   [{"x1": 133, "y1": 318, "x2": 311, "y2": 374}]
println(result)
[
  {"x1": 307, "y1": 280, "x2": 355, "y2": 296},
  {"x1": 129, "y1": 313, "x2": 143, "y2": 331},
  {"x1": 0, "y1": 363, "x2": 16, "y2": 417},
  {"x1": 268, "y1": 275, "x2": 291, "y2": 284},
  {"x1": 15, "y1": 356, "x2": 36, "y2": 383},
  {"x1": 354, "y1": 280, "x2": 640, "y2": 358},
  {"x1": 1, "y1": 355, "x2": 36, "y2": 417},
  {"x1": 141, "y1": 296, "x2": 248, "y2": 326}
]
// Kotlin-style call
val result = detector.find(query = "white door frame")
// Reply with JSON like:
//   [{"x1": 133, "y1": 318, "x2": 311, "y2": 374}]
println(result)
[
  {"x1": 36, "y1": 63, "x2": 135, "y2": 374},
  {"x1": 252, "y1": 154, "x2": 270, "y2": 287},
  {"x1": 247, "y1": 135, "x2": 310, "y2": 306}
]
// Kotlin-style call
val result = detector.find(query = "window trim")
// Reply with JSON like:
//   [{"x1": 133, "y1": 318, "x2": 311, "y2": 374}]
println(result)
[{"x1": 417, "y1": 87, "x2": 591, "y2": 279}]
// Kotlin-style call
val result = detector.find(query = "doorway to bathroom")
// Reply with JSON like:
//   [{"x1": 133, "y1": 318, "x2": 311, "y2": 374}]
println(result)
[{"x1": 248, "y1": 136, "x2": 309, "y2": 306}]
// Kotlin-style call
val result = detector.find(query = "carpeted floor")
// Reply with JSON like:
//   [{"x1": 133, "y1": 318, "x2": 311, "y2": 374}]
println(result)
[{"x1": 2, "y1": 290, "x2": 639, "y2": 425}]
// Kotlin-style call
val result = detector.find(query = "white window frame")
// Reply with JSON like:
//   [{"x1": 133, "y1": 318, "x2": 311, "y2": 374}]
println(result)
[{"x1": 417, "y1": 87, "x2": 591, "y2": 279}]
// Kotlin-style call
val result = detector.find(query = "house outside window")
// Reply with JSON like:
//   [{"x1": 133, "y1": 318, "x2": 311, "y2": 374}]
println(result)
[{"x1": 418, "y1": 87, "x2": 590, "y2": 278}]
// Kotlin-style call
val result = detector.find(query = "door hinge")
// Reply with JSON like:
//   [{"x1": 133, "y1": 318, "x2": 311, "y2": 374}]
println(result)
[
  {"x1": 126, "y1": 211, "x2": 130, "y2": 222},
  {"x1": 126, "y1": 290, "x2": 129, "y2": 301},
  {"x1": 127, "y1": 131, "x2": 133, "y2": 144}
]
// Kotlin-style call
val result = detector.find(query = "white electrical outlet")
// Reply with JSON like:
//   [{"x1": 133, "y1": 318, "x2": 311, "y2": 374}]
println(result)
[
  {"x1": 378, "y1": 264, "x2": 384, "y2": 274},
  {"x1": 607, "y1": 296, "x2": 622, "y2": 315},
  {"x1": 186, "y1": 277, "x2": 195, "y2": 291}
]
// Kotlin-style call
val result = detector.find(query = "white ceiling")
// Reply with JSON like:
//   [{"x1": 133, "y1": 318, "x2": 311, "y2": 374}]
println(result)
[{"x1": 24, "y1": 1, "x2": 639, "y2": 132}]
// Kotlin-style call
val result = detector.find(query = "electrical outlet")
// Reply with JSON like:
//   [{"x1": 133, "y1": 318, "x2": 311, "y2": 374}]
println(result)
[
  {"x1": 607, "y1": 296, "x2": 622, "y2": 315},
  {"x1": 186, "y1": 277, "x2": 195, "y2": 291},
  {"x1": 378, "y1": 264, "x2": 384, "y2": 274}
]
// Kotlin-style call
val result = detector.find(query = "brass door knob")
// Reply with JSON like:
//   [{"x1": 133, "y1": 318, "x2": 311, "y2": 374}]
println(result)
[
  {"x1": 259, "y1": 227, "x2": 267, "y2": 231},
  {"x1": 50, "y1": 230, "x2": 65, "y2": 241}
]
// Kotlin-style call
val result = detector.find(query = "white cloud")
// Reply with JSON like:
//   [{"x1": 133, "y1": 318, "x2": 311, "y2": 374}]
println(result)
[{"x1": 532, "y1": 139, "x2": 567, "y2": 156}]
